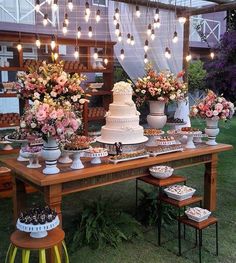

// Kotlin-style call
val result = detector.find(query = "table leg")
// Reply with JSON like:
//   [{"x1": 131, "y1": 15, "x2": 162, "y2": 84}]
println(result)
[
  {"x1": 44, "y1": 184, "x2": 62, "y2": 263},
  {"x1": 204, "y1": 153, "x2": 218, "y2": 211},
  {"x1": 12, "y1": 176, "x2": 27, "y2": 223}
]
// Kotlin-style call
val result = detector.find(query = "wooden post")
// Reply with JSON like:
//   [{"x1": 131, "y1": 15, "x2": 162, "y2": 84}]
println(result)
[{"x1": 182, "y1": 16, "x2": 190, "y2": 82}]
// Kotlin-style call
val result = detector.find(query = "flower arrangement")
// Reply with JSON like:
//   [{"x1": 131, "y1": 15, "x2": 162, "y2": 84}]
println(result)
[
  {"x1": 17, "y1": 61, "x2": 87, "y2": 104},
  {"x1": 133, "y1": 67, "x2": 188, "y2": 105},
  {"x1": 190, "y1": 90, "x2": 235, "y2": 121}
]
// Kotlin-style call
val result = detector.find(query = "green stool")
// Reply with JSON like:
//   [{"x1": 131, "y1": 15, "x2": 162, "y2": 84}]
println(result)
[{"x1": 5, "y1": 228, "x2": 69, "y2": 263}]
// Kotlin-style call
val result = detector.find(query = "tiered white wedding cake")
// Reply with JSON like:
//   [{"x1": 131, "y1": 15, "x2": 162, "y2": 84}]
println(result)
[{"x1": 97, "y1": 81, "x2": 147, "y2": 144}]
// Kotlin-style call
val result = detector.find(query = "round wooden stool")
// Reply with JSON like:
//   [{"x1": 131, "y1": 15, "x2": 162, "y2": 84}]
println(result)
[{"x1": 6, "y1": 228, "x2": 69, "y2": 263}]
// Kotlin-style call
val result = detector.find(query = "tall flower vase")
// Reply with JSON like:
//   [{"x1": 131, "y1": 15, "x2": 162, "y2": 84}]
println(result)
[
  {"x1": 41, "y1": 137, "x2": 61, "y2": 175},
  {"x1": 205, "y1": 118, "x2": 219, "y2": 146},
  {"x1": 147, "y1": 101, "x2": 167, "y2": 129}
]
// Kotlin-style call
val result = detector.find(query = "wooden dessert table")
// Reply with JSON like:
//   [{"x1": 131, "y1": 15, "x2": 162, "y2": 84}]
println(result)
[{"x1": 0, "y1": 143, "x2": 232, "y2": 226}]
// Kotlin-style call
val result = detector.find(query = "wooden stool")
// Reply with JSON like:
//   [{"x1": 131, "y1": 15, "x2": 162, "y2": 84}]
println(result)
[
  {"x1": 178, "y1": 216, "x2": 218, "y2": 263},
  {"x1": 6, "y1": 228, "x2": 69, "y2": 263}
]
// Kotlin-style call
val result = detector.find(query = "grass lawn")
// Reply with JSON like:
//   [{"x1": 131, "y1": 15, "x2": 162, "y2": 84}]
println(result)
[{"x1": 0, "y1": 118, "x2": 236, "y2": 263}]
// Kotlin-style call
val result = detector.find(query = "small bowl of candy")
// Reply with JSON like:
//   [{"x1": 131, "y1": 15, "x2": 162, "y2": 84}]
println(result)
[
  {"x1": 164, "y1": 185, "x2": 196, "y2": 201},
  {"x1": 149, "y1": 165, "x2": 174, "y2": 179},
  {"x1": 185, "y1": 207, "x2": 211, "y2": 222}
]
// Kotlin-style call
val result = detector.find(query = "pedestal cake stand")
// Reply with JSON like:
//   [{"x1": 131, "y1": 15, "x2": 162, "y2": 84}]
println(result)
[{"x1": 5, "y1": 135, "x2": 28, "y2": 161}]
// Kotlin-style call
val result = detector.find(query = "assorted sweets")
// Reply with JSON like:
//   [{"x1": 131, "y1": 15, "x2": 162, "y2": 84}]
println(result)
[
  {"x1": 7, "y1": 129, "x2": 28, "y2": 141},
  {"x1": 165, "y1": 185, "x2": 195, "y2": 195},
  {"x1": 109, "y1": 149, "x2": 148, "y2": 161},
  {"x1": 148, "y1": 144, "x2": 183, "y2": 155},
  {"x1": 19, "y1": 206, "x2": 57, "y2": 225},
  {"x1": 167, "y1": 117, "x2": 185, "y2": 124},
  {"x1": 185, "y1": 207, "x2": 210, "y2": 218},
  {"x1": 144, "y1": 129, "x2": 164, "y2": 136},
  {"x1": 86, "y1": 147, "x2": 108, "y2": 154},
  {"x1": 21, "y1": 145, "x2": 42, "y2": 153},
  {"x1": 156, "y1": 136, "x2": 176, "y2": 145},
  {"x1": 181, "y1": 127, "x2": 200, "y2": 133},
  {"x1": 149, "y1": 165, "x2": 174, "y2": 179},
  {"x1": 64, "y1": 135, "x2": 93, "y2": 151}
]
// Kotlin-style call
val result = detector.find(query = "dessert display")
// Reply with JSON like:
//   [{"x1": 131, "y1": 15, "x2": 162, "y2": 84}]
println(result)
[
  {"x1": 180, "y1": 127, "x2": 201, "y2": 133},
  {"x1": 167, "y1": 117, "x2": 186, "y2": 124},
  {"x1": 179, "y1": 127, "x2": 202, "y2": 149},
  {"x1": 185, "y1": 207, "x2": 211, "y2": 222},
  {"x1": 164, "y1": 185, "x2": 196, "y2": 201},
  {"x1": 21, "y1": 145, "x2": 42, "y2": 168},
  {"x1": 84, "y1": 147, "x2": 108, "y2": 164},
  {"x1": 144, "y1": 129, "x2": 164, "y2": 136},
  {"x1": 149, "y1": 165, "x2": 174, "y2": 179},
  {"x1": 156, "y1": 136, "x2": 177, "y2": 146},
  {"x1": 109, "y1": 150, "x2": 149, "y2": 164},
  {"x1": 97, "y1": 81, "x2": 148, "y2": 146},
  {"x1": 147, "y1": 144, "x2": 184, "y2": 156},
  {"x1": 16, "y1": 206, "x2": 59, "y2": 238}
]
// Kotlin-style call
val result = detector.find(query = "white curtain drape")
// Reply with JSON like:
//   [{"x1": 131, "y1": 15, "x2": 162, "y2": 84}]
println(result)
[{"x1": 108, "y1": 1, "x2": 190, "y2": 125}]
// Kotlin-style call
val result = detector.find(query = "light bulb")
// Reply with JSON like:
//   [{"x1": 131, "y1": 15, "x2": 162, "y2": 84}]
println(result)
[
  {"x1": 154, "y1": 18, "x2": 161, "y2": 28},
  {"x1": 118, "y1": 32, "x2": 122, "y2": 42},
  {"x1": 186, "y1": 53, "x2": 192, "y2": 62},
  {"x1": 165, "y1": 47, "x2": 171, "y2": 59},
  {"x1": 172, "y1": 31, "x2": 178, "y2": 43},
  {"x1": 35, "y1": 35, "x2": 41, "y2": 48},
  {"x1": 210, "y1": 52, "x2": 215, "y2": 59},
  {"x1": 179, "y1": 17, "x2": 187, "y2": 24},
  {"x1": 93, "y1": 48, "x2": 98, "y2": 60},
  {"x1": 64, "y1": 13, "x2": 69, "y2": 26},
  {"x1": 147, "y1": 24, "x2": 152, "y2": 36},
  {"x1": 115, "y1": 23, "x2": 120, "y2": 36},
  {"x1": 127, "y1": 33, "x2": 131, "y2": 44},
  {"x1": 51, "y1": 36, "x2": 56, "y2": 50},
  {"x1": 43, "y1": 14, "x2": 48, "y2": 26},
  {"x1": 35, "y1": 0, "x2": 40, "y2": 12},
  {"x1": 120, "y1": 49, "x2": 125, "y2": 60},
  {"x1": 131, "y1": 35, "x2": 135, "y2": 45},
  {"x1": 144, "y1": 54, "x2": 148, "y2": 64},
  {"x1": 62, "y1": 22, "x2": 67, "y2": 34},
  {"x1": 88, "y1": 26, "x2": 92, "y2": 38},
  {"x1": 113, "y1": 16, "x2": 118, "y2": 26},
  {"x1": 77, "y1": 26, "x2": 81, "y2": 38},
  {"x1": 144, "y1": 40, "x2": 149, "y2": 52},
  {"x1": 136, "y1": 6, "x2": 140, "y2": 18},
  {"x1": 85, "y1": 2, "x2": 90, "y2": 16},
  {"x1": 104, "y1": 58, "x2": 108, "y2": 65},
  {"x1": 74, "y1": 47, "x2": 79, "y2": 59},
  {"x1": 151, "y1": 29, "x2": 155, "y2": 40},
  {"x1": 54, "y1": 52, "x2": 59, "y2": 60},
  {"x1": 154, "y1": 8, "x2": 159, "y2": 20},
  {"x1": 84, "y1": 13, "x2": 89, "y2": 22},
  {"x1": 68, "y1": 0, "x2": 73, "y2": 11},
  {"x1": 17, "y1": 43, "x2": 22, "y2": 52},
  {"x1": 96, "y1": 9, "x2": 101, "y2": 23},
  {"x1": 115, "y1": 8, "x2": 119, "y2": 20},
  {"x1": 52, "y1": 0, "x2": 58, "y2": 11}
]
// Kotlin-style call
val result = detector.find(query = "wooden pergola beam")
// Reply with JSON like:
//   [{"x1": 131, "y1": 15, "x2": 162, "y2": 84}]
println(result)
[{"x1": 178, "y1": 2, "x2": 236, "y2": 16}]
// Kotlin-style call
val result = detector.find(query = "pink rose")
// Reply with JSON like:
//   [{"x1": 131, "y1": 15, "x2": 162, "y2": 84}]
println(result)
[
  {"x1": 42, "y1": 124, "x2": 50, "y2": 134},
  {"x1": 41, "y1": 103, "x2": 49, "y2": 112},
  {"x1": 215, "y1": 103, "x2": 223, "y2": 113},
  {"x1": 198, "y1": 103, "x2": 204, "y2": 111},
  {"x1": 36, "y1": 109, "x2": 47, "y2": 121},
  {"x1": 48, "y1": 126, "x2": 56, "y2": 136},
  {"x1": 70, "y1": 119, "x2": 79, "y2": 131},
  {"x1": 62, "y1": 118, "x2": 70, "y2": 127},
  {"x1": 57, "y1": 109, "x2": 64, "y2": 119},
  {"x1": 206, "y1": 110, "x2": 213, "y2": 118},
  {"x1": 49, "y1": 110, "x2": 58, "y2": 119}
]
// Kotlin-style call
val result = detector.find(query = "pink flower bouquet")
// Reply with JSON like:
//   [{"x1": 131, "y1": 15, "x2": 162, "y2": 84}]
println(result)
[
  {"x1": 190, "y1": 90, "x2": 235, "y2": 121},
  {"x1": 134, "y1": 67, "x2": 187, "y2": 105}
]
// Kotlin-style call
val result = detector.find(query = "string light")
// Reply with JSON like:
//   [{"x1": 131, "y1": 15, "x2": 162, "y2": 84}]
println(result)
[
  {"x1": 68, "y1": 0, "x2": 73, "y2": 11},
  {"x1": 96, "y1": 9, "x2": 101, "y2": 23},
  {"x1": 147, "y1": 24, "x2": 152, "y2": 36},
  {"x1": 131, "y1": 35, "x2": 135, "y2": 45},
  {"x1": 210, "y1": 51, "x2": 215, "y2": 59},
  {"x1": 88, "y1": 26, "x2": 93, "y2": 38},
  {"x1": 85, "y1": 13, "x2": 89, "y2": 22},
  {"x1": 43, "y1": 14, "x2": 48, "y2": 26},
  {"x1": 62, "y1": 22, "x2": 67, "y2": 35},
  {"x1": 179, "y1": 17, "x2": 187, "y2": 24},
  {"x1": 118, "y1": 32, "x2": 122, "y2": 42},
  {"x1": 35, "y1": 0, "x2": 40, "y2": 12},
  {"x1": 52, "y1": 0, "x2": 58, "y2": 11},
  {"x1": 113, "y1": 16, "x2": 118, "y2": 26},
  {"x1": 77, "y1": 26, "x2": 81, "y2": 38},
  {"x1": 144, "y1": 53, "x2": 148, "y2": 64},
  {"x1": 104, "y1": 58, "x2": 108, "y2": 65},
  {"x1": 115, "y1": 23, "x2": 120, "y2": 36},
  {"x1": 136, "y1": 6, "x2": 141, "y2": 18},
  {"x1": 154, "y1": 8, "x2": 159, "y2": 20},
  {"x1": 151, "y1": 29, "x2": 155, "y2": 41},
  {"x1": 93, "y1": 48, "x2": 98, "y2": 60},
  {"x1": 165, "y1": 47, "x2": 171, "y2": 59},
  {"x1": 50, "y1": 35, "x2": 56, "y2": 50},
  {"x1": 35, "y1": 34, "x2": 41, "y2": 48},
  {"x1": 144, "y1": 40, "x2": 149, "y2": 52},
  {"x1": 186, "y1": 53, "x2": 192, "y2": 62},
  {"x1": 172, "y1": 31, "x2": 178, "y2": 43},
  {"x1": 127, "y1": 33, "x2": 131, "y2": 44},
  {"x1": 115, "y1": 8, "x2": 119, "y2": 20},
  {"x1": 17, "y1": 43, "x2": 22, "y2": 52},
  {"x1": 120, "y1": 49, "x2": 125, "y2": 60},
  {"x1": 74, "y1": 47, "x2": 79, "y2": 59},
  {"x1": 64, "y1": 13, "x2": 69, "y2": 26},
  {"x1": 85, "y1": 2, "x2": 90, "y2": 16},
  {"x1": 53, "y1": 52, "x2": 59, "y2": 61}
]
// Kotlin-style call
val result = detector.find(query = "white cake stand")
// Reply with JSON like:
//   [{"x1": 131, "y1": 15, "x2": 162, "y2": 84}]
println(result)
[
  {"x1": 84, "y1": 150, "x2": 108, "y2": 164},
  {"x1": 145, "y1": 130, "x2": 165, "y2": 147},
  {"x1": 16, "y1": 216, "x2": 59, "y2": 238},
  {"x1": 64, "y1": 149, "x2": 88, "y2": 169},
  {"x1": 21, "y1": 151, "x2": 42, "y2": 168},
  {"x1": 0, "y1": 140, "x2": 13, "y2": 150},
  {"x1": 58, "y1": 150, "x2": 73, "y2": 164},
  {"x1": 5, "y1": 135, "x2": 28, "y2": 161},
  {"x1": 179, "y1": 131, "x2": 202, "y2": 149},
  {"x1": 166, "y1": 122, "x2": 187, "y2": 130}
]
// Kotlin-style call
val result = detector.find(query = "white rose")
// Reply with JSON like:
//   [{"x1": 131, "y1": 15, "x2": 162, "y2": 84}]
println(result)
[
  {"x1": 170, "y1": 94, "x2": 176, "y2": 100},
  {"x1": 213, "y1": 110, "x2": 219, "y2": 116},
  {"x1": 34, "y1": 100, "x2": 40, "y2": 106},
  {"x1": 217, "y1": 98, "x2": 223, "y2": 103},
  {"x1": 50, "y1": 91, "x2": 57, "y2": 98},
  {"x1": 192, "y1": 108, "x2": 198, "y2": 114},
  {"x1": 71, "y1": 95, "x2": 78, "y2": 102},
  {"x1": 20, "y1": 121, "x2": 26, "y2": 128},
  {"x1": 34, "y1": 92, "x2": 40, "y2": 99},
  {"x1": 141, "y1": 90, "x2": 146, "y2": 94},
  {"x1": 31, "y1": 122, "x2": 37, "y2": 128},
  {"x1": 38, "y1": 77, "x2": 43, "y2": 83},
  {"x1": 79, "y1": 98, "x2": 86, "y2": 104}
]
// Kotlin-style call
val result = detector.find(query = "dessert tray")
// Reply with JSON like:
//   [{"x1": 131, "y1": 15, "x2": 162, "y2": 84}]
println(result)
[
  {"x1": 84, "y1": 147, "x2": 108, "y2": 164},
  {"x1": 149, "y1": 165, "x2": 174, "y2": 179},
  {"x1": 179, "y1": 128, "x2": 202, "y2": 149},
  {"x1": 144, "y1": 129, "x2": 165, "y2": 146},
  {"x1": 63, "y1": 149, "x2": 88, "y2": 170},
  {"x1": 185, "y1": 207, "x2": 211, "y2": 222},
  {"x1": 164, "y1": 185, "x2": 196, "y2": 201},
  {"x1": 147, "y1": 145, "x2": 184, "y2": 157},
  {"x1": 156, "y1": 136, "x2": 178, "y2": 146},
  {"x1": 109, "y1": 150, "x2": 149, "y2": 164},
  {"x1": 17, "y1": 216, "x2": 60, "y2": 238}
]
